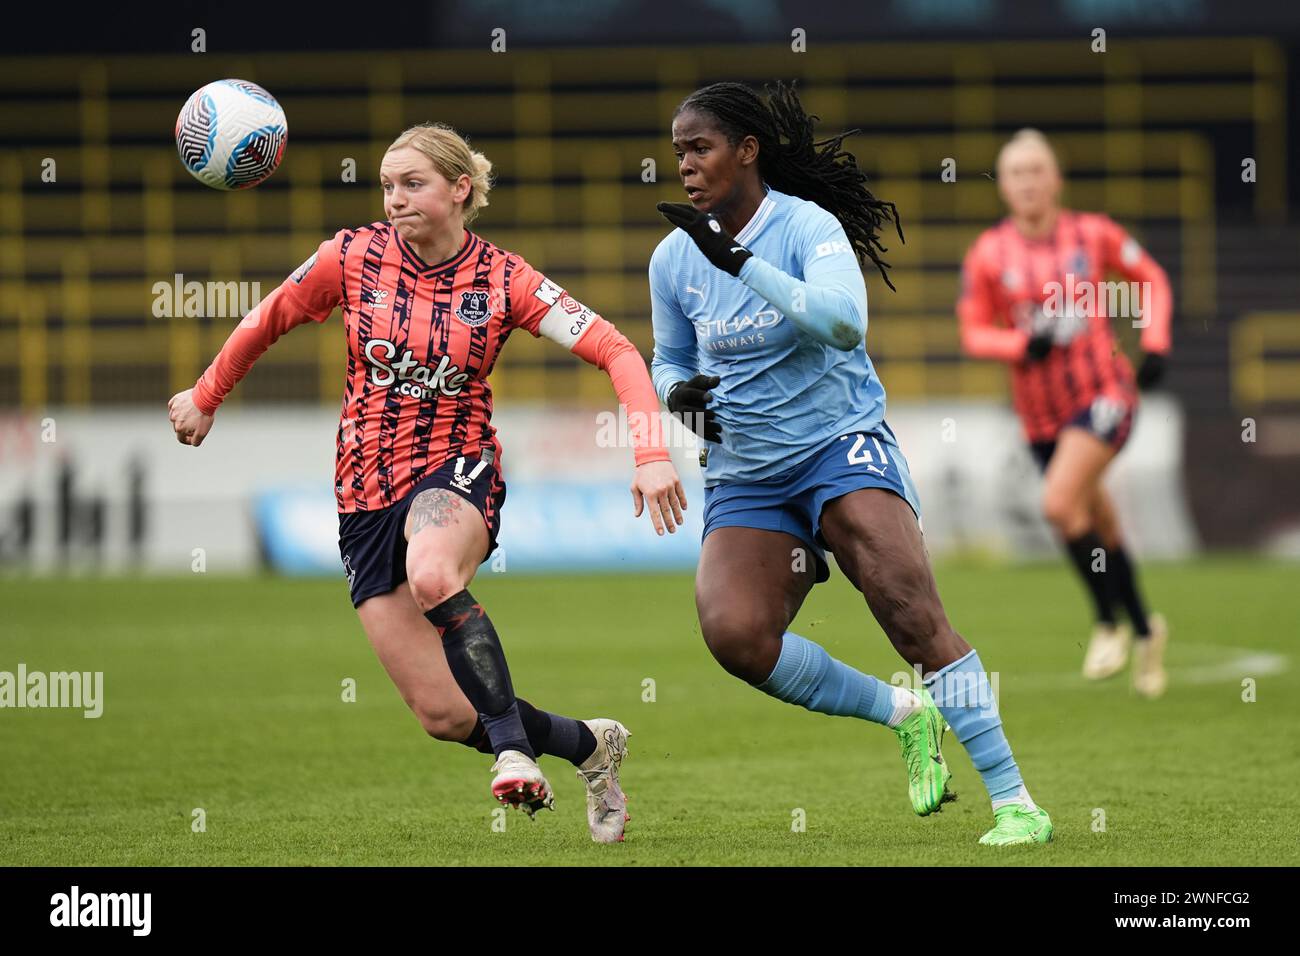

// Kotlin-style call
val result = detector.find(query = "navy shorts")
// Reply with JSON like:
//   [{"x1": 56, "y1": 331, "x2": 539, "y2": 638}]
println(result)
[
  {"x1": 338, "y1": 454, "x2": 505, "y2": 608},
  {"x1": 1030, "y1": 393, "x2": 1137, "y2": 471},
  {"x1": 702, "y1": 423, "x2": 923, "y2": 584}
]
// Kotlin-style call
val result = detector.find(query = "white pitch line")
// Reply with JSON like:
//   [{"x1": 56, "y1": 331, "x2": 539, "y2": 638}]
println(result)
[{"x1": 996, "y1": 643, "x2": 1288, "y2": 692}]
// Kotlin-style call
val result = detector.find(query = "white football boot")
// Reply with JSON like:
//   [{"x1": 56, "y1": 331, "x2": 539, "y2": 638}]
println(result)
[
  {"x1": 1082, "y1": 622, "x2": 1130, "y2": 680},
  {"x1": 576, "y1": 719, "x2": 631, "y2": 843},
  {"x1": 1132, "y1": 613, "x2": 1169, "y2": 699},
  {"x1": 490, "y1": 750, "x2": 554, "y2": 818}
]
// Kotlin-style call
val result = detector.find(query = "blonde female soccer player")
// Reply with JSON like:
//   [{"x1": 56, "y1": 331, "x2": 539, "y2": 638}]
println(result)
[
  {"x1": 958, "y1": 129, "x2": 1173, "y2": 696},
  {"x1": 168, "y1": 123, "x2": 686, "y2": 842}
]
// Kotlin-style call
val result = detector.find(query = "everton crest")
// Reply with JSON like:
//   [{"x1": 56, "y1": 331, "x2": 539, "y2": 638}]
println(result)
[
  {"x1": 455, "y1": 290, "x2": 492, "y2": 327},
  {"x1": 1066, "y1": 249, "x2": 1091, "y2": 277}
]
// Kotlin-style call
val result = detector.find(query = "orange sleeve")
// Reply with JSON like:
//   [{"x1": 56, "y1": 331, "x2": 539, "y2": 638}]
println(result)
[
  {"x1": 1098, "y1": 215, "x2": 1173, "y2": 355},
  {"x1": 958, "y1": 235, "x2": 1028, "y2": 362},
  {"x1": 570, "y1": 317, "x2": 671, "y2": 467},
  {"x1": 191, "y1": 235, "x2": 344, "y2": 415},
  {"x1": 507, "y1": 255, "x2": 669, "y2": 467}
]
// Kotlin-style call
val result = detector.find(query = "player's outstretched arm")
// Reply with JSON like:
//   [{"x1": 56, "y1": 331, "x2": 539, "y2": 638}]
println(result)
[
  {"x1": 166, "y1": 285, "x2": 320, "y2": 447},
  {"x1": 569, "y1": 317, "x2": 687, "y2": 535},
  {"x1": 656, "y1": 201, "x2": 866, "y2": 351},
  {"x1": 1099, "y1": 216, "x2": 1173, "y2": 388},
  {"x1": 957, "y1": 238, "x2": 1032, "y2": 363},
  {"x1": 512, "y1": 257, "x2": 686, "y2": 533},
  {"x1": 648, "y1": 243, "x2": 700, "y2": 404},
  {"x1": 169, "y1": 239, "x2": 343, "y2": 446},
  {"x1": 647, "y1": 239, "x2": 721, "y2": 441}
]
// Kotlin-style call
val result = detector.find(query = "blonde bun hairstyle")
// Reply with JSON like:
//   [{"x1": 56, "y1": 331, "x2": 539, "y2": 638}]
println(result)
[
  {"x1": 387, "y1": 122, "x2": 493, "y2": 224},
  {"x1": 997, "y1": 127, "x2": 1061, "y2": 174}
]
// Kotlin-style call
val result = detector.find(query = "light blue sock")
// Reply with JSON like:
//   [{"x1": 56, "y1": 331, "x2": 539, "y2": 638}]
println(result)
[
  {"x1": 756, "y1": 631, "x2": 896, "y2": 726},
  {"x1": 925, "y1": 648, "x2": 1024, "y2": 805}
]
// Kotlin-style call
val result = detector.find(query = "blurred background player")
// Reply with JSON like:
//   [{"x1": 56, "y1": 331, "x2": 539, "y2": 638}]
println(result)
[
  {"x1": 168, "y1": 122, "x2": 688, "y2": 841},
  {"x1": 958, "y1": 129, "x2": 1173, "y2": 697},
  {"x1": 651, "y1": 81, "x2": 1052, "y2": 846}
]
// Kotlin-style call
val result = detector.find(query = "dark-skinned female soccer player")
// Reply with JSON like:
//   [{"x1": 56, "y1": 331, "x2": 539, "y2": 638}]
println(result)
[
  {"x1": 650, "y1": 81, "x2": 1051, "y2": 845},
  {"x1": 169, "y1": 122, "x2": 688, "y2": 842},
  {"x1": 959, "y1": 129, "x2": 1172, "y2": 697}
]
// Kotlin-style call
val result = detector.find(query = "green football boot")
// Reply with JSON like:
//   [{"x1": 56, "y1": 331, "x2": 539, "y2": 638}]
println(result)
[
  {"x1": 894, "y1": 686, "x2": 956, "y2": 815},
  {"x1": 978, "y1": 804, "x2": 1054, "y2": 846}
]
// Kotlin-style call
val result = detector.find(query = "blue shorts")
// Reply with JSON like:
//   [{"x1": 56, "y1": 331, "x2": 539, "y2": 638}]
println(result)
[
  {"x1": 1029, "y1": 393, "x2": 1137, "y2": 472},
  {"x1": 338, "y1": 454, "x2": 505, "y2": 608},
  {"x1": 702, "y1": 423, "x2": 923, "y2": 584}
]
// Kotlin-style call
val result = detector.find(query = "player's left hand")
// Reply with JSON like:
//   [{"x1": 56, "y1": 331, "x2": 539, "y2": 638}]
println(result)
[
  {"x1": 631, "y1": 459, "x2": 687, "y2": 536},
  {"x1": 168, "y1": 388, "x2": 214, "y2": 446},
  {"x1": 656, "y1": 202, "x2": 752, "y2": 277},
  {"x1": 1136, "y1": 352, "x2": 1166, "y2": 390},
  {"x1": 1024, "y1": 331, "x2": 1054, "y2": 363}
]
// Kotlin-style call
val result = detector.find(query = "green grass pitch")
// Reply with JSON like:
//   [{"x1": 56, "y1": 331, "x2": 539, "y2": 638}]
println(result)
[{"x1": 1, "y1": 557, "x2": 1296, "y2": 866}]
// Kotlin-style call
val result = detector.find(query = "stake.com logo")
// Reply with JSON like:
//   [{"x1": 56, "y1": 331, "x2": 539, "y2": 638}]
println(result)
[{"x1": 362, "y1": 337, "x2": 471, "y2": 399}]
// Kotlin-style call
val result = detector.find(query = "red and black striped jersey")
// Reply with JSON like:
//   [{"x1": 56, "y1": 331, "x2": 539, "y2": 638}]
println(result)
[
  {"x1": 193, "y1": 221, "x2": 666, "y2": 512},
  {"x1": 957, "y1": 210, "x2": 1172, "y2": 443}
]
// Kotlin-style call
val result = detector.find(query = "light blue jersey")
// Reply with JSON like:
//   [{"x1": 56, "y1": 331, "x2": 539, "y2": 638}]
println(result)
[{"x1": 650, "y1": 186, "x2": 888, "y2": 485}]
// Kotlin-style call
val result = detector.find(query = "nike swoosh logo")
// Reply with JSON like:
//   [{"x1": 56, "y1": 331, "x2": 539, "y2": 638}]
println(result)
[{"x1": 730, "y1": 246, "x2": 746, "y2": 254}]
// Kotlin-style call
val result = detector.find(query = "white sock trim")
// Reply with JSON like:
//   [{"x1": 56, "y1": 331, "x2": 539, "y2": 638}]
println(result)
[
  {"x1": 886, "y1": 686, "x2": 923, "y2": 728},
  {"x1": 991, "y1": 784, "x2": 1037, "y2": 812}
]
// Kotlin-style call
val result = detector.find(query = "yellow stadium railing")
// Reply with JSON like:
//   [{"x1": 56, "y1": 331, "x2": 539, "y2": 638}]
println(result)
[
  {"x1": 0, "y1": 37, "x2": 1284, "y2": 408},
  {"x1": 1230, "y1": 312, "x2": 1300, "y2": 406}
]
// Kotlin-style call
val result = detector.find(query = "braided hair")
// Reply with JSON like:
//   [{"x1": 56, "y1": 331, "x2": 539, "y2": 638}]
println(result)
[{"x1": 676, "y1": 80, "x2": 904, "y2": 290}]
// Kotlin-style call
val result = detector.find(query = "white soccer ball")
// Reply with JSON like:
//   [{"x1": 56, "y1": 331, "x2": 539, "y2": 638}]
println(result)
[{"x1": 175, "y1": 79, "x2": 288, "y2": 190}]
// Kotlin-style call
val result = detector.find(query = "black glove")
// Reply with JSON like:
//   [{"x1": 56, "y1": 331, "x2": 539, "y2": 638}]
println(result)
[
  {"x1": 1024, "y1": 331, "x2": 1054, "y2": 363},
  {"x1": 656, "y1": 202, "x2": 752, "y2": 277},
  {"x1": 1136, "y1": 352, "x2": 1166, "y2": 390},
  {"x1": 667, "y1": 374, "x2": 722, "y2": 443}
]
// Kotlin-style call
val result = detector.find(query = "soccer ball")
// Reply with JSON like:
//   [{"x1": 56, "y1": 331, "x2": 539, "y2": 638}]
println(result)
[{"x1": 175, "y1": 79, "x2": 287, "y2": 190}]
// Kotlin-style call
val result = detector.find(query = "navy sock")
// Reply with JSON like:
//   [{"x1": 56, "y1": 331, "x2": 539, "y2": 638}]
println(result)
[
  {"x1": 481, "y1": 703, "x2": 532, "y2": 760},
  {"x1": 426, "y1": 590, "x2": 532, "y2": 759},
  {"x1": 1108, "y1": 546, "x2": 1151, "y2": 637},
  {"x1": 516, "y1": 699, "x2": 597, "y2": 766},
  {"x1": 1064, "y1": 531, "x2": 1116, "y2": 626},
  {"x1": 457, "y1": 705, "x2": 595, "y2": 765}
]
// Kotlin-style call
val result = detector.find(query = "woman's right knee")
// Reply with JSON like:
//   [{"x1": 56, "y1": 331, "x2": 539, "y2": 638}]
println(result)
[
  {"x1": 697, "y1": 603, "x2": 786, "y2": 685},
  {"x1": 1041, "y1": 485, "x2": 1089, "y2": 538},
  {"x1": 406, "y1": 563, "x2": 467, "y2": 613}
]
